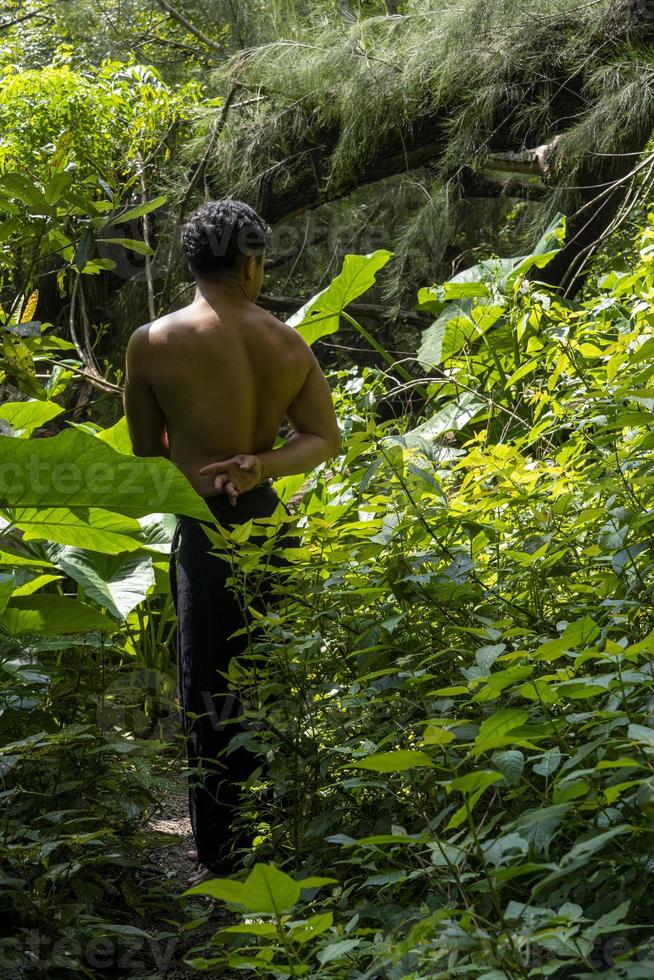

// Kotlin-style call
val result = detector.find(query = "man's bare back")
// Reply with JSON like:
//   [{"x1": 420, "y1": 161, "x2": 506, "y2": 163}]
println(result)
[
  {"x1": 125, "y1": 283, "x2": 338, "y2": 506},
  {"x1": 125, "y1": 288, "x2": 311, "y2": 497}
]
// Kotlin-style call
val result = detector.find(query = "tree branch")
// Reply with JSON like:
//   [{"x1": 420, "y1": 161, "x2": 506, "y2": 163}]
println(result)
[
  {"x1": 485, "y1": 137, "x2": 563, "y2": 181},
  {"x1": 458, "y1": 168, "x2": 547, "y2": 201},
  {"x1": 152, "y1": 0, "x2": 224, "y2": 56},
  {"x1": 0, "y1": 9, "x2": 49, "y2": 31}
]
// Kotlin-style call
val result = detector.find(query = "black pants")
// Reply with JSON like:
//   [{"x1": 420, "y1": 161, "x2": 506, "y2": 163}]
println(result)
[{"x1": 169, "y1": 482, "x2": 299, "y2": 867}]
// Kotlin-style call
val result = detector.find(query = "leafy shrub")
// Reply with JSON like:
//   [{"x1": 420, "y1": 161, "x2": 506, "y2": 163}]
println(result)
[{"x1": 184, "y1": 221, "x2": 654, "y2": 977}]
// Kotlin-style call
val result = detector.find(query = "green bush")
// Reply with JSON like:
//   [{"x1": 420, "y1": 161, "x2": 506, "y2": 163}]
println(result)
[{"x1": 183, "y1": 220, "x2": 654, "y2": 977}]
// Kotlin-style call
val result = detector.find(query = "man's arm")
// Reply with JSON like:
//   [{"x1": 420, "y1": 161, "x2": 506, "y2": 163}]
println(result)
[
  {"x1": 123, "y1": 326, "x2": 170, "y2": 458},
  {"x1": 256, "y1": 346, "x2": 341, "y2": 481}
]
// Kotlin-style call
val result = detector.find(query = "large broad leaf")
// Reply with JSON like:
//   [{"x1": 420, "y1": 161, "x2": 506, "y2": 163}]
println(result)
[
  {"x1": 0, "y1": 428, "x2": 212, "y2": 520},
  {"x1": 185, "y1": 863, "x2": 302, "y2": 915},
  {"x1": 1, "y1": 594, "x2": 115, "y2": 636},
  {"x1": 183, "y1": 877, "x2": 247, "y2": 904},
  {"x1": 96, "y1": 416, "x2": 133, "y2": 455},
  {"x1": 0, "y1": 172, "x2": 51, "y2": 210},
  {"x1": 45, "y1": 546, "x2": 155, "y2": 619},
  {"x1": 0, "y1": 573, "x2": 15, "y2": 614},
  {"x1": 417, "y1": 214, "x2": 566, "y2": 314},
  {"x1": 0, "y1": 400, "x2": 63, "y2": 437},
  {"x1": 0, "y1": 547, "x2": 54, "y2": 569},
  {"x1": 138, "y1": 512, "x2": 178, "y2": 553},
  {"x1": 8, "y1": 508, "x2": 146, "y2": 555},
  {"x1": 400, "y1": 392, "x2": 486, "y2": 446},
  {"x1": 287, "y1": 250, "x2": 393, "y2": 345}
]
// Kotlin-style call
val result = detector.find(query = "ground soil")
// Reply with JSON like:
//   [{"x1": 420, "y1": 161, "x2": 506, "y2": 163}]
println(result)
[{"x1": 130, "y1": 776, "x2": 239, "y2": 979}]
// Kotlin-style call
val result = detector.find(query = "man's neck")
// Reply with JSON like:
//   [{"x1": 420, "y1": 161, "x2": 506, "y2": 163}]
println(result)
[{"x1": 194, "y1": 276, "x2": 250, "y2": 307}]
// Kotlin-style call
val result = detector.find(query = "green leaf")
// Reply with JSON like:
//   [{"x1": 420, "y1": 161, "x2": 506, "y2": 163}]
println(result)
[
  {"x1": 74, "y1": 229, "x2": 96, "y2": 272},
  {"x1": 215, "y1": 922, "x2": 277, "y2": 938},
  {"x1": 0, "y1": 428, "x2": 212, "y2": 520},
  {"x1": 416, "y1": 215, "x2": 565, "y2": 367},
  {"x1": 417, "y1": 302, "x2": 504, "y2": 368},
  {"x1": 183, "y1": 878, "x2": 246, "y2": 904},
  {"x1": 2, "y1": 595, "x2": 115, "y2": 636},
  {"x1": 554, "y1": 679, "x2": 607, "y2": 700},
  {"x1": 44, "y1": 171, "x2": 74, "y2": 206},
  {"x1": 534, "y1": 617, "x2": 600, "y2": 662},
  {"x1": 98, "y1": 238, "x2": 154, "y2": 255},
  {"x1": 448, "y1": 770, "x2": 504, "y2": 794},
  {"x1": 492, "y1": 750, "x2": 524, "y2": 786},
  {"x1": 504, "y1": 359, "x2": 539, "y2": 389},
  {"x1": 533, "y1": 826, "x2": 631, "y2": 894},
  {"x1": 627, "y1": 724, "x2": 654, "y2": 748},
  {"x1": 0, "y1": 399, "x2": 63, "y2": 436},
  {"x1": 240, "y1": 863, "x2": 301, "y2": 914},
  {"x1": 508, "y1": 213, "x2": 566, "y2": 283},
  {"x1": 401, "y1": 393, "x2": 486, "y2": 445},
  {"x1": 2, "y1": 330, "x2": 43, "y2": 398},
  {"x1": 295, "y1": 876, "x2": 338, "y2": 890},
  {"x1": 532, "y1": 747, "x2": 561, "y2": 777},
  {"x1": 288, "y1": 912, "x2": 333, "y2": 944},
  {"x1": 10, "y1": 508, "x2": 145, "y2": 554},
  {"x1": 346, "y1": 833, "x2": 429, "y2": 845},
  {"x1": 0, "y1": 572, "x2": 15, "y2": 614},
  {"x1": 345, "y1": 750, "x2": 433, "y2": 772},
  {"x1": 513, "y1": 804, "x2": 570, "y2": 852},
  {"x1": 287, "y1": 250, "x2": 393, "y2": 345},
  {"x1": 45, "y1": 547, "x2": 154, "y2": 618},
  {"x1": 0, "y1": 547, "x2": 53, "y2": 569},
  {"x1": 0, "y1": 172, "x2": 50, "y2": 210},
  {"x1": 95, "y1": 416, "x2": 133, "y2": 455},
  {"x1": 316, "y1": 939, "x2": 360, "y2": 965},
  {"x1": 112, "y1": 195, "x2": 167, "y2": 224},
  {"x1": 472, "y1": 709, "x2": 530, "y2": 757}
]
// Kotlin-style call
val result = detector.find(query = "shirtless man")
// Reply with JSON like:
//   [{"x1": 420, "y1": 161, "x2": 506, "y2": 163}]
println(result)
[{"x1": 123, "y1": 200, "x2": 340, "y2": 882}]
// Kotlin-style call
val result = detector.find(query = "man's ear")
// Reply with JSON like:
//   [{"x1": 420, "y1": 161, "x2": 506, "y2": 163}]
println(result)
[{"x1": 242, "y1": 253, "x2": 257, "y2": 281}]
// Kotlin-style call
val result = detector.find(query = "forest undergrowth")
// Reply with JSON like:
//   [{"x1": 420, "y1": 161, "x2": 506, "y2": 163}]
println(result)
[{"x1": 3, "y1": 192, "x2": 654, "y2": 978}]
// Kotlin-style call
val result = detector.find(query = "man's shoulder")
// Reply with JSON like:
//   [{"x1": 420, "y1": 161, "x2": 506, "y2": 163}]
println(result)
[
  {"x1": 127, "y1": 308, "x2": 188, "y2": 350},
  {"x1": 256, "y1": 306, "x2": 312, "y2": 359}
]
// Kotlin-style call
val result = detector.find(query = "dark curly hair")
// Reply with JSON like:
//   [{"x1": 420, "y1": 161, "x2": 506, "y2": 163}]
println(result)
[{"x1": 180, "y1": 199, "x2": 269, "y2": 278}]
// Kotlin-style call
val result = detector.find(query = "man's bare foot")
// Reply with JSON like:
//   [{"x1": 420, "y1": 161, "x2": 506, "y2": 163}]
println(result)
[
  {"x1": 185, "y1": 853, "x2": 241, "y2": 886},
  {"x1": 186, "y1": 864, "x2": 217, "y2": 887}
]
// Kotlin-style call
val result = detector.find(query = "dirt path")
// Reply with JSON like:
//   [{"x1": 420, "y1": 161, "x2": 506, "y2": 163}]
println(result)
[{"x1": 133, "y1": 777, "x2": 238, "y2": 979}]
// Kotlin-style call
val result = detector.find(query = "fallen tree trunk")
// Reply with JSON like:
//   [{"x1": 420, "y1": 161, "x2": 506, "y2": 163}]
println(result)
[{"x1": 206, "y1": 0, "x2": 654, "y2": 296}]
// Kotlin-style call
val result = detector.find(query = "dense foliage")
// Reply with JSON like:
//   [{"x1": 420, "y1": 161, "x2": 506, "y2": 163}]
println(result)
[
  {"x1": 3, "y1": 159, "x2": 654, "y2": 974},
  {"x1": 168, "y1": 220, "x2": 654, "y2": 977}
]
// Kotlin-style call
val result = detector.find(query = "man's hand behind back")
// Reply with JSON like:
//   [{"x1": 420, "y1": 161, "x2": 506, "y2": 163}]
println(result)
[{"x1": 199, "y1": 454, "x2": 270, "y2": 506}]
